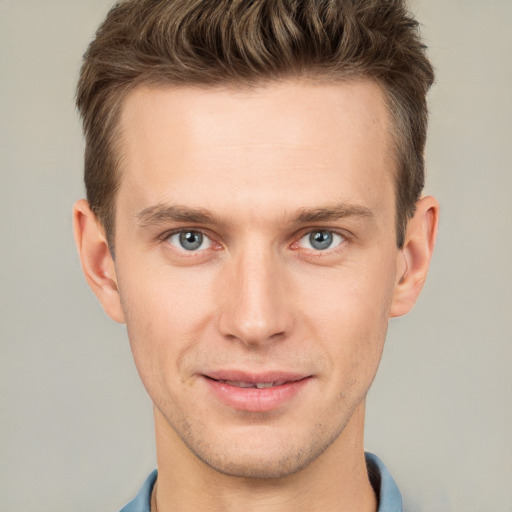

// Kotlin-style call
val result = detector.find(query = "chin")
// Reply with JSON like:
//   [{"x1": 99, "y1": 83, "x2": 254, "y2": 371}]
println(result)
[
  {"x1": 183, "y1": 424, "x2": 342, "y2": 480},
  {"x1": 197, "y1": 450, "x2": 316, "y2": 479}
]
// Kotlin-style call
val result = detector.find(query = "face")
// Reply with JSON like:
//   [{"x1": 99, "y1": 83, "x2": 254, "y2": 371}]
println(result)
[{"x1": 112, "y1": 80, "x2": 402, "y2": 478}]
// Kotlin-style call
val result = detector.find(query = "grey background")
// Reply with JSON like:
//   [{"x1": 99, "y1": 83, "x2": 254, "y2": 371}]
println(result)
[{"x1": 1, "y1": 0, "x2": 510, "y2": 511}]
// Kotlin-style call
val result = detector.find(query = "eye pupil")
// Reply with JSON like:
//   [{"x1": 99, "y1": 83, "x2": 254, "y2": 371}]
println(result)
[
  {"x1": 309, "y1": 231, "x2": 333, "y2": 250},
  {"x1": 179, "y1": 231, "x2": 203, "y2": 250}
]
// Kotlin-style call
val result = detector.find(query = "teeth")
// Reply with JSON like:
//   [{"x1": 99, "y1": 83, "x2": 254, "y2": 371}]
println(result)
[
  {"x1": 255, "y1": 382, "x2": 274, "y2": 389},
  {"x1": 239, "y1": 381, "x2": 256, "y2": 388},
  {"x1": 221, "y1": 380, "x2": 254, "y2": 388},
  {"x1": 219, "y1": 380, "x2": 285, "y2": 389}
]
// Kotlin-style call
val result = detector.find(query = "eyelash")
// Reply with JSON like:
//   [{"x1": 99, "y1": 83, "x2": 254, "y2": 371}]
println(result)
[
  {"x1": 294, "y1": 230, "x2": 346, "y2": 252},
  {"x1": 159, "y1": 228, "x2": 350, "y2": 255},
  {"x1": 160, "y1": 229, "x2": 220, "y2": 254}
]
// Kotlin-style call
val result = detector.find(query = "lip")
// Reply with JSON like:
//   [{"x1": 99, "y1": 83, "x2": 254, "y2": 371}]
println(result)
[{"x1": 202, "y1": 370, "x2": 312, "y2": 413}]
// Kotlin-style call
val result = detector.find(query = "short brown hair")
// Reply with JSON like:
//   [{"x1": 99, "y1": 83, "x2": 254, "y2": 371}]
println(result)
[{"x1": 77, "y1": 0, "x2": 434, "y2": 250}]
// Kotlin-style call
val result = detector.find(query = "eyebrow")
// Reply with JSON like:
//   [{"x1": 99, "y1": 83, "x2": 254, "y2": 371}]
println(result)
[
  {"x1": 136, "y1": 202, "x2": 375, "y2": 228},
  {"x1": 290, "y1": 204, "x2": 375, "y2": 224},
  {"x1": 136, "y1": 204, "x2": 219, "y2": 227}
]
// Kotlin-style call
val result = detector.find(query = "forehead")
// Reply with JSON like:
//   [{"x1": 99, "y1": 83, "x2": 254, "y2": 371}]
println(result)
[{"x1": 116, "y1": 80, "x2": 395, "y2": 221}]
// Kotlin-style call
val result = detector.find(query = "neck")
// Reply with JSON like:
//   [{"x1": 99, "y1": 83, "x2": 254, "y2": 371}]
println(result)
[{"x1": 152, "y1": 404, "x2": 376, "y2": 512}]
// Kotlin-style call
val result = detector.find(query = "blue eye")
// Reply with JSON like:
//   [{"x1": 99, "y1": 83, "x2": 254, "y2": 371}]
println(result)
[
  {"x1": 167, "y1": 231, "x2": 211, "y2": 251},
  {"x1": 299, "y1": 230, "x2": 344, "y2": 251}
]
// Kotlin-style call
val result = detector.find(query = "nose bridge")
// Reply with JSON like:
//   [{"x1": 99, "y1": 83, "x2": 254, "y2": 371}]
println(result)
[{"x1": 218, "y1": 240, "x2": 291, "y2": 346}]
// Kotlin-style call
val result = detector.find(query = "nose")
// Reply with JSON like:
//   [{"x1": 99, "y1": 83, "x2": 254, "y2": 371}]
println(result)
[{"x1": 217, "y1": 245, "x2": 293, "y2": 348}]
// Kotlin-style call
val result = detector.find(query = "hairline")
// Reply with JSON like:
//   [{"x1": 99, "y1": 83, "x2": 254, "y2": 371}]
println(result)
[{"x1": 102, "y1": 73, "x2": 407, "y2": 257}]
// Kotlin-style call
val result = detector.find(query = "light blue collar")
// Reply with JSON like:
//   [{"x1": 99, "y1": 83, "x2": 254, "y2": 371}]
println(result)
[{"x1": 120, "y1": 452, "x2": 402, "y2": 511}]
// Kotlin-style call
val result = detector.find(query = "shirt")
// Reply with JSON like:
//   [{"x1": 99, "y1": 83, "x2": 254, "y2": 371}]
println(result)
[{"x1": 119, "y1": 452, "x2": 402, "y2": 512}]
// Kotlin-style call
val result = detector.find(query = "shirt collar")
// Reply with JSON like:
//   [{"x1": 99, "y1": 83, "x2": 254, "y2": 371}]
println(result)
[
  {"x1": 366, "y1": 452, "x2": 403, "y2": 512},
  {"x1": 120, "y1": 453, "x2": 402, "y2": 512}
]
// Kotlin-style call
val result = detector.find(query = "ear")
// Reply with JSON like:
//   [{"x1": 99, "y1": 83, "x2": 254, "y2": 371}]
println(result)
[
  {"x1": 390, "y1": 196, "x2": 439, "y2": 318},
  {"x1": 73, "y1": 199, "x2": 125, "y2": 323}
]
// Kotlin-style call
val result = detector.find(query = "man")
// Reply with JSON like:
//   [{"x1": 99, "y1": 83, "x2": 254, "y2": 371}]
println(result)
[{"x1": 73, "y1": 1, "x2": 438, "y2": 510}]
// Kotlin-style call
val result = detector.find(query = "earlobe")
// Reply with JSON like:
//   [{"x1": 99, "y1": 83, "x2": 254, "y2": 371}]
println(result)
[
  {"x1": 73, "y1": 199, "x2": 126, "y2": 323},
  {"x1": 390, "y1": 196, "x2": 439, "y2": 318}
]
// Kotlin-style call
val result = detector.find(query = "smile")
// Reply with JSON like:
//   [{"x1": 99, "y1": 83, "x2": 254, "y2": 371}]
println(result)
[
  {"x1": 216, "y1": 380, "x2": 288, "y2": 389},
  {"x1": 203, "y1": 372, "x2": 312, "y2": 412}
]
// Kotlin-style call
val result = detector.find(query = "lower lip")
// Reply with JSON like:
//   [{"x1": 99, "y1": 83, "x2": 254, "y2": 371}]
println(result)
[{"x1": 204, "y1": 377, "x2": 311, "y2": 413}]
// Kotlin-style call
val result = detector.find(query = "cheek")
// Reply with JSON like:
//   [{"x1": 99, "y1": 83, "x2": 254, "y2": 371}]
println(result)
[
  {"x1": 295, "y1": 252, "x2": 396, "y2": 371},
  {"x1": 300, "y1": 258, "x2": 394, "y2": 328},
  {"x1": 117, "y1": 263, "x2": 215, "y2": 386},
  {"x1": 120, "y1": 255, "x2": 213, "y2": 327}
]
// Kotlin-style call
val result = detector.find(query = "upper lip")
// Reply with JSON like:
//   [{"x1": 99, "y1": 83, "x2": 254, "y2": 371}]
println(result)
[{"x1": 204, "y1": 370, "x2": 310, "y2": 384}]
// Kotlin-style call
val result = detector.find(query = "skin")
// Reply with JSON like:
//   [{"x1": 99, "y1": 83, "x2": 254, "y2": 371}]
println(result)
[{"x1": 74, "y1": 80, "x2": 438, "y2": 511}]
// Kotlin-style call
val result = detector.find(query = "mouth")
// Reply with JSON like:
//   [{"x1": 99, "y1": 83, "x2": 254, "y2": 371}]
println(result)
[
  {"x1": 209, "y1": 378, "x2": 292, "y2": 389},
  {"x1": 203, "y1": 372, "x2": 312, "y2": 412}
]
